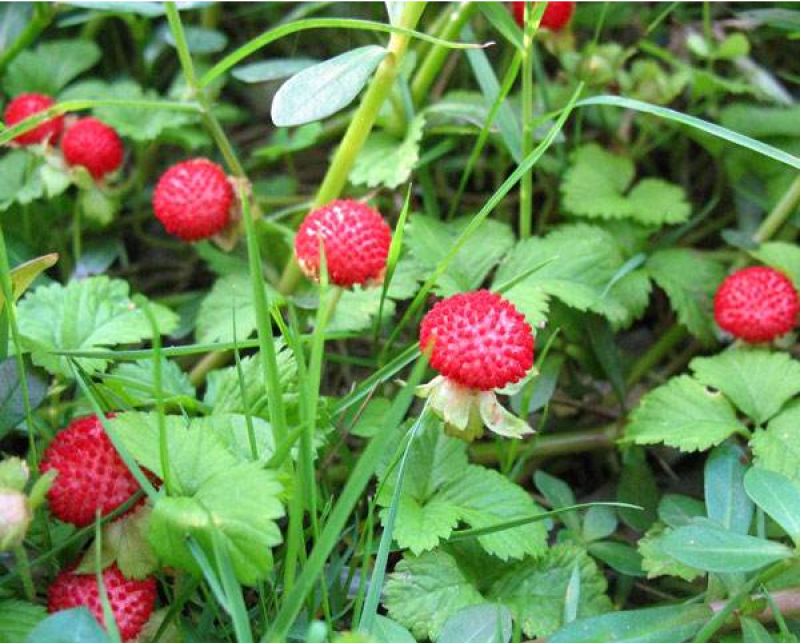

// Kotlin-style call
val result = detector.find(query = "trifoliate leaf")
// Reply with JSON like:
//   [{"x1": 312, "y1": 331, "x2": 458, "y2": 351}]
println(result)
[
  {"x1": 384, "y1": 548, "x2": 487, "y2": 641},
  {"x1": 4, "y1": 40, "x2": 101, "y2": 95},
  {"x1": 61, "y1": 79, "x2": 195, "y2": 142},
  {"x1": 492, "y1": 224, "x2": 630, "y2": 326},
  {"x1": 0, "y1": 599, "x2": 46, "y2": 643},
  {"x1": 16, "y1": 276, "x2": 178, "y2": 377},
  {"x1": 350, "y1": 114, "x2": 426, "y2": 189},
  {"x1": 377, "y1": 422, "x2": 546, "y2": 559},
  {"x1": 561, "y1": 144, "x2": 690, "y2": 226},
  {"x1": 751, "y1": 241, "x2": 800, "y2": 287},
  {"x1": 751, "y1": 401, "x2": 800, "y2": 485},
  {"x1": 646, "y1": 248, "x2": 726, "y2": 344},
  {"x1": 487, "y1": 545, "x2": 612, "y2": 639},
  {"x1": 149, "y1": 461, "x2": 283, "y2": 585},
  {"x1": 204, "y1": 344, "x2": 298, "y2": 418},
  {"x1": 561, "y1": 144, "x2": 635, "y2": 219},
  {"x1": 196, "y1": 272, "x2": 284, "y2": 344},
  {"x1": 625, "y1": 375, "x2": 748, "y2": 452},
  {"x1": 639, "y1": 523, "x2": 702, "y2": 581},
  {"x1": 407, "y1": 215, "x2": 514, "y2": 297},
  {"x1": 103, "y1": 358, "x2": 195, "y2": 408},
  {"x1": 109, "y1": 412, "x2": 238, "y2": 495},
  {"x1": 691, "y1": 350, "x2": 800, "y2": 425}
]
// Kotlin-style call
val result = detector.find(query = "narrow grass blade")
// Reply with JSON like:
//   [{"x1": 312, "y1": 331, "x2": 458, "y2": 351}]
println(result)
[{"x1": 577, "y1": 95, "x2": 800, "y2": 170}]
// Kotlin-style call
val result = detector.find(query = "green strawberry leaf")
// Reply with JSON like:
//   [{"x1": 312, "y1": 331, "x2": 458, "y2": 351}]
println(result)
[
  {"x1": 690, "y1": 350, "x2": 800, "y2": 425},
  {"x1": 407, "y1": 215, "x2": 514, "y2": 297},
  {"x1": 203, "y1": 345, "x2": 298, "y2": 418},
  {"x1": 196, "y1": 272, "x2": 284, "y2": 344},
  {"x1": 103, "y1": 358, "x2": 196, "y2": 408},
  {"x1": 487, "y1": 544, "x2": 612, "y2": 639},
  {"x1": 4, "y1": 40, "x2": 101, "y2": 95},
  {"x1": 350, "y1": 113, "x2": 426, "y2": 189},
  {"x1": 493, "y1": 224, "x2": 635, "y2": 327},
  {"x1": 751, "y1": 241, "x2": 800, "y2": 287},
  {"x1": 377, "y1": 421, "x2": 547, "y2": 559},
  {"x1": 149, "y1": 461, "x2": 284, "y2": 586},
  {"x1": 0, "y1": 599, "x2": 47, "y2": 643},
  {"x1": 625, "y1": 375, "x2": 748, "y2": 452},
  {"x1": 645, "y1": 249, "x2": 726, "y2": 344},
  {"x1": 16, "y1": 276, "x2": 177, "y2": 377},
  {"x1": 751, "y1": 401, "x2": 800, "y2": 485},
  {"x1": 639, "y1": 523, "x2": 703, "y2": 581}
]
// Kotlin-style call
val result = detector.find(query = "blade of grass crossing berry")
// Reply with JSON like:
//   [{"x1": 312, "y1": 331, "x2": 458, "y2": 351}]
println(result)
[
  {"x1": 385, "y1": 82, "x2": 585, "y2": 355},
  {"x1": 140, "y1": 298, "x2": 174, "y2": 495},
  {"x1": 373, "y1": 185, "x2": 411, "y2": 348},
  {"x1": 239, "y1": 184, "x2": 289, "y2": 442},
  {"x1": 359, "y1": 406, "x2": 431, "y2": 634},
  {"x1": 263, "y1": 354, "x2": 429, "y2": 643},
  {"x1": 95, "y1": 517, "x2": 123, "y2": 643},
  {"x1": 201, "y1": 18, "x2": 488, "y2": 88},
  {"x1": 71, "y1": 364, "x2": 159, "y2": 500},
  {"x1": 0, "y1": 225, "x2": 42, "y2": 477},
  {"x1": 577, "y1": 95, "x2": 800, "y2": 170}
]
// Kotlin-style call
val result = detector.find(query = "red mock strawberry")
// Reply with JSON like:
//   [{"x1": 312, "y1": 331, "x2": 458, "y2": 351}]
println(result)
[
  {"x1": 61, "y1": 118, "x2": 124, "y2": 179},
  {"x1": 421, "y1": 290, "x2": 535, "y2": 391},
  {"x1": 41, "y1": 414, "x2": 141, "y2": 527},
  {"x1": 714, "y1": 266, "x2": 799, "y2": 343},
  {"x1": 48, "y1": 563, "x2": 156, "y2": 642},
  {"x1": 512, "y1": 1, "x2": 575, "y2": 31},
  {"x1": 4, "y1": 93, "x2": 64, "y2": 145},
  {"x1": 152, "y1": 158, "x2": 234, "y2": 241},
  {"x1": 294, "y1": 199, "x2": 392, "y2": 288}
]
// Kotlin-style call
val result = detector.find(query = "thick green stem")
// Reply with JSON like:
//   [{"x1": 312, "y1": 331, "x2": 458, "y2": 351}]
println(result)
[
  {"x1": 278, "y1": 2, "x2": 428, "y2": 295},
  {"x1": 519, "y1": 3, "x2": 536, "y2": 239},
  {"x1": 410, "y1": 2, "x2": 476, "y2": 105},
  {"x1": 754, "y1": 173, "x2": 800, "y2": 244},
  {"x1": 471, "y1": 424, "x2": 618, "y2": 465}
]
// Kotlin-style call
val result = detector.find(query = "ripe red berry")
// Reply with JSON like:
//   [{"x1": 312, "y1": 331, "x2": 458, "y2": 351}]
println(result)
[
  {"x1": 420, "y1": 290, "x2": 535, "y2": 391},
  {"x1": 48, "y1": 563, "x2": 156, "y2": 642},
  {"x1": 153, "y1": 158, "x2": 234, "y2": 241},
  {"x1": 61, "y1": 118, "x2": 124, "y2": 179},
  {"x1": 512, "y1": 1, "x2": 575, "y2": 31},
  {"x1": 714, "y1": 266, "x2": 799, "y2": 343},
  {"x1": 294, "y1": 199, "x2": 392, "y2": 288},
  {"x1": 41, "y1": 414, "x2": 141, "y2": 527},
  {"x1": 4, "y1": 93, "x2": 64, "y2": 145}
]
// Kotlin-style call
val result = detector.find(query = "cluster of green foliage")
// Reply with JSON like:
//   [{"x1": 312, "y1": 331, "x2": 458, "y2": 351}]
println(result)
[{"x1": 1, "y1": 2, "x2": 800, "y2": 643}]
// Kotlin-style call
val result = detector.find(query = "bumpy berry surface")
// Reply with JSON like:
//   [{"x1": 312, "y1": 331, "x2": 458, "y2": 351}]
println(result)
[
  {"x1": 48, "y1": 563, "x2": 156, "y2": 642},
  {"x1": 152, "y1": 158, "x2": 234, "y2": 241},
  {"x1": 420, "y1": 290, "x2": 535, "y2": 391},
  {"x1": 41, "y1": 414, "x2": 140, "y2": 527},
  {"x1": 714, "y1": 266, "x2": 799, "y2": 343},
  {"x1": 61, "y1": 118, "x2": 124, "y2": 179},
  {"x1": 294, "y1": 199, "x2": 392, "y2": 288},
  {"x1": 512, "y1": 1, "x2": 575, "y2": 30},
  {"x1": 4, "y1": 93, "x2": 64, "y2": 145}
]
